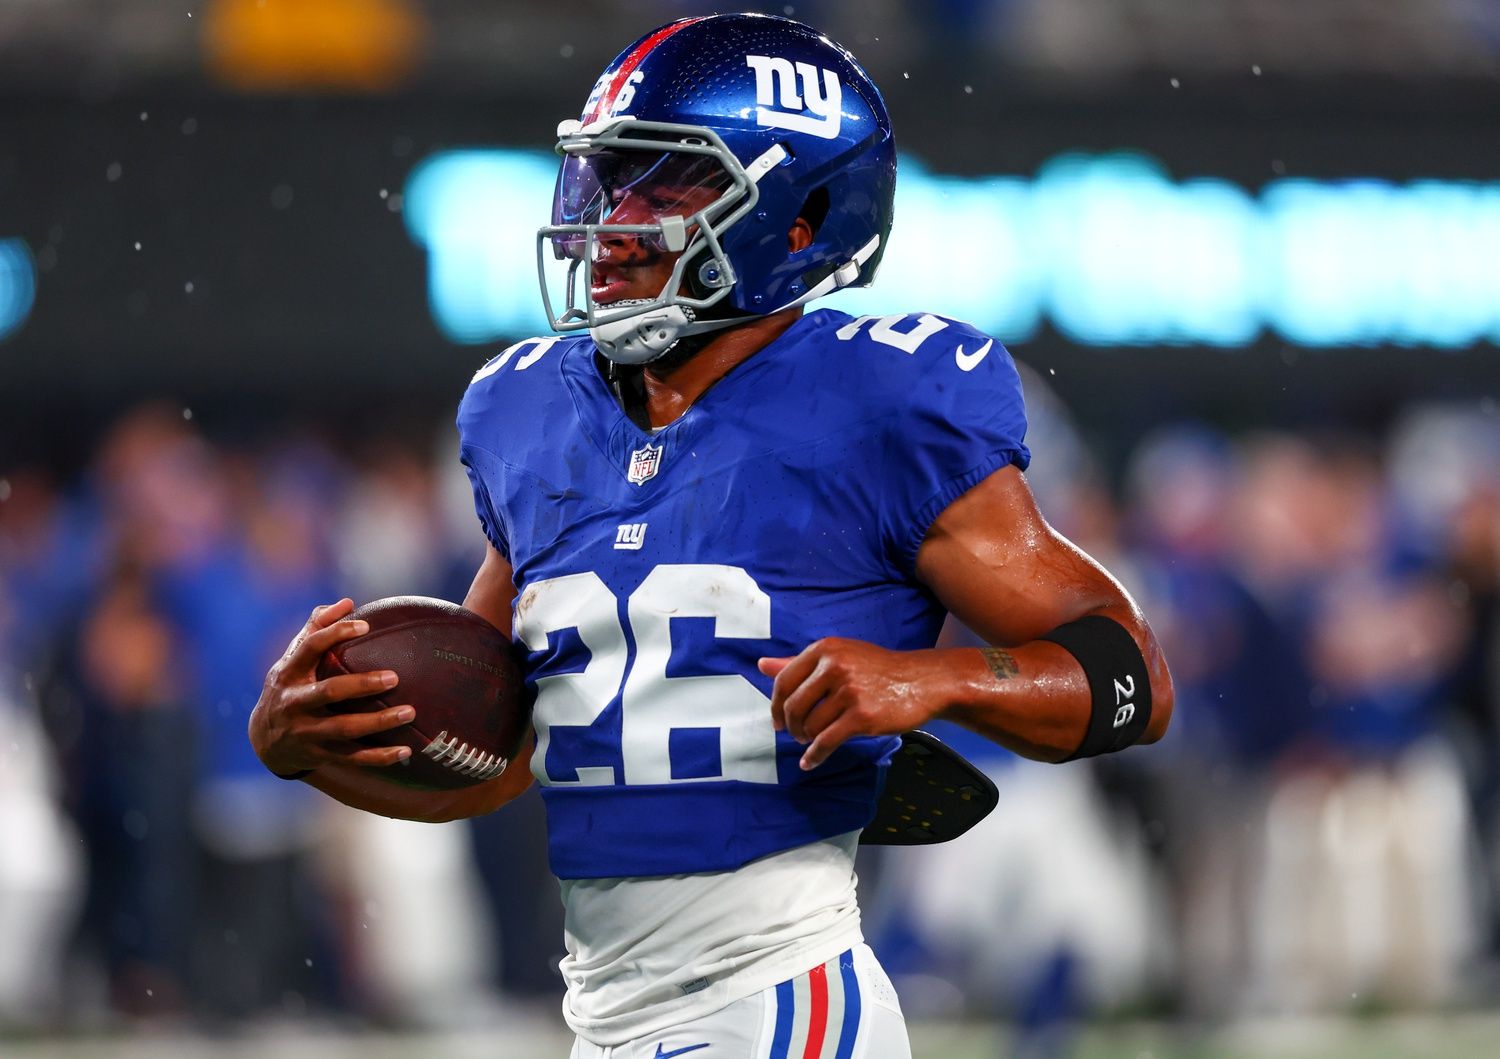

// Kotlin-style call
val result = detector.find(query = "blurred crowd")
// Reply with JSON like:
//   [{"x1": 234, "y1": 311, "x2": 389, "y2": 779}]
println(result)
[{"x1": 1, "y1": 372, "x2": 1498, "y2": 1045}]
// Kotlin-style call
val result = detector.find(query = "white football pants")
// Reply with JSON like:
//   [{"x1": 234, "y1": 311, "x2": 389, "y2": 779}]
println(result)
[{"x1": 569, "y1": 944, "x2": 911, "y2": 1059}]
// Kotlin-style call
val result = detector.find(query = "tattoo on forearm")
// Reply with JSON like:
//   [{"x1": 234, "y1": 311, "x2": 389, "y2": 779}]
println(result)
[{"x1": 981, "y1": 647, "x2": 1019, "y2": 682}]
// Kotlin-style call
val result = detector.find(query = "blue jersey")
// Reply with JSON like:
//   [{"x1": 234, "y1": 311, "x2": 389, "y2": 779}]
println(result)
[{"x1": 457, "y1": 308, "x2": 1030, "y2": 879}]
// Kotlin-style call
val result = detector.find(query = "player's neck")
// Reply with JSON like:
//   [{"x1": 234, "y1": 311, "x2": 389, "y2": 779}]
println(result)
[{"x1": 640, "y1": 308, "x2": 804, "y2": 429}]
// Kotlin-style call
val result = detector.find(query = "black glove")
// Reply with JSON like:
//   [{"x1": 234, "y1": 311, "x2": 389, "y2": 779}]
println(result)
[{"x1": 860, "y1": 729, "x2": 998, "y2": 845}]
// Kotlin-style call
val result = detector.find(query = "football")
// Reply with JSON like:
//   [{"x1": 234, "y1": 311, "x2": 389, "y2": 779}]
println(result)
[{"x1": 316, "y1": 596, "x2": 530, "y2": 790}]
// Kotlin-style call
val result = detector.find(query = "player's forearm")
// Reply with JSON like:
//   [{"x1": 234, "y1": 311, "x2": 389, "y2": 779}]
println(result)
[
  {"x1": 931, "y1": 642, "x2": 1089, "y2": 761},
  {"x1": 767, "y1": 608, "x2": 1173, "y2": 769},
  {"x1": 299, "y1": 747, "x2": 534, "y2": 823},
  {"x1": 298, "y1": 764, "x2": 467, "y2": 822},
  {"x1": 937, "y1": 607, "x2": 1175, "y2": 763}
]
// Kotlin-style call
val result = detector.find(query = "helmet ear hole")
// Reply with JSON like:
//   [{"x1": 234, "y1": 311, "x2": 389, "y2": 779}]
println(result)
[{"x1": 797, "y1": 187, "x2": 831, "y2": 238}]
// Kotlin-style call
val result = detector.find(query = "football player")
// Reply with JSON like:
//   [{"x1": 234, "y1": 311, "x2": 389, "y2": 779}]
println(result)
[{"x1": 249, "y1": 14, "x2": 1174, "y2": 1058}]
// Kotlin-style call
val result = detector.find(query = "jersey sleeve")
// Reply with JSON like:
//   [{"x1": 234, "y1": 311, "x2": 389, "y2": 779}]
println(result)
[
  {"x1": 455, "y1": 348, "x2": 518, "y2": 562},
  {"x1": 459, "y1": 445, "x2": 510, "y2": 560},
  {"x1": 879, "y1": 319, "x2": 1031, "y2": 573}
]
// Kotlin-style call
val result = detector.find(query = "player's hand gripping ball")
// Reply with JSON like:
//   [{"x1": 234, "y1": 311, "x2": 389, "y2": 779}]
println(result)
[{"x1": 315, "y1": 596, "x2": 530, "y2": 790}]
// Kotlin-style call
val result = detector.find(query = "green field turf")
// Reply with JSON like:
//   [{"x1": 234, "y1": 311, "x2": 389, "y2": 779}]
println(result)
[{"x1": 7, "y1": 1015, "x2": 1500, "y2": 1059}]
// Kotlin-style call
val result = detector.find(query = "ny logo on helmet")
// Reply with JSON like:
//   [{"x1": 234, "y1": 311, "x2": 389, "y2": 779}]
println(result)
[{"x1": 745, "y1": 55, "x2": 843, "y2": 140}]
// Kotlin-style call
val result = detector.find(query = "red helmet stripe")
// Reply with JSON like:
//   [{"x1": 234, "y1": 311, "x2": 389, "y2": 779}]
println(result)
[{"x1": 582, "y1": 17, "x2": 705, "y2": 123}]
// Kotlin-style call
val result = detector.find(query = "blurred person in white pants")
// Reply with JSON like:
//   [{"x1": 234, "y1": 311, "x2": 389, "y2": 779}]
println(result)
[{"x1": 0, "y1": 686, "x2": 83, "y2": 1027}]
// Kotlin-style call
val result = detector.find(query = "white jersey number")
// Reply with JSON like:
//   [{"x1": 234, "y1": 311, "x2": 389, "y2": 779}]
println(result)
[
  {"x1": 835, "y1": 313, "x2": 949, "y2": 354},
  {"x1": 514, "y1": 564, "x2": 778, "y2": 787}
]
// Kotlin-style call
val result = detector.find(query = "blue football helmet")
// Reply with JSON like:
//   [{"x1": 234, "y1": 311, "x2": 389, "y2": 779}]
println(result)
[{"x1": 536, "y1": 13, "x2": 897, "y2": 363}]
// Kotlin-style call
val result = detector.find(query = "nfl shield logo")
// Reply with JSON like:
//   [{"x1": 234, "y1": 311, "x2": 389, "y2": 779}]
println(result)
[{"x1": 627, "y1": 443, "x2": 663, "y2": 485}]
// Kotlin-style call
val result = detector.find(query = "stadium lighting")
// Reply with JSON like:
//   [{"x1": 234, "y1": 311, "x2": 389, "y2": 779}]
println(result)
[
  {"x1": 405, "y1": 149, "x2": 1500, "y2": 349},
  {"x1": 0, "y1": 238, "x2": 36, "y2": 344}
]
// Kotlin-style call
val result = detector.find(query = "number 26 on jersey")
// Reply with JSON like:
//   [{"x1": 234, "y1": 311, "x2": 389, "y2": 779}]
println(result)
[{"x1": 514, "y1": 564, "x2": 779, "y2": 788}]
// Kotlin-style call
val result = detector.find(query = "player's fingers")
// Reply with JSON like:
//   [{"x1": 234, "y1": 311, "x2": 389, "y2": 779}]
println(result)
[
  {"x1": 309, "y1": 599, "x2": 356, "y2": 630},
  {"x1": 801, "y1": 715, "x2": 861, "y2": 771},
  {"x1": 758, "y1": 656, "x2": 795, "y2": 731},
  {"x1": 289, "y1": 600, "x2": 353, "y2": 654},
  {"x1": 765, "y1": 647, "x2": 824, "y2": 732},
  {"x1": 286, "y1": 618, "x2": 373, "y2": 673},
  {"x1": 289, "y1": 669, "x2": 397, "y2": 708},
  {"x1": 314, "y1": 704, "x2": 416, "y2": 741},
  {"x1": 797, "y1": 687, "x2": 855, "y2": 744},
  {"x1": 780, "y1": 663, "x2": 841, "y2": 743},
  {"x1": 332, "y1": 742, "x2": 414, "y2": 769}
]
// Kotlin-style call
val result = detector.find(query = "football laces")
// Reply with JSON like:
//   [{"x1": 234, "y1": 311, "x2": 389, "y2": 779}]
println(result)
[{"x1": 420, "y1": 730, "x2": 507, "y2": 780}]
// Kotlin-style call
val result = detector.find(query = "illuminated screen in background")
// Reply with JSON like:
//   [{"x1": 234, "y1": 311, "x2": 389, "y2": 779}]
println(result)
[
  {"x1": 404, "y1": 149, "x2": 1500, "y2": 349},
  {"x1": 0, "y1": 238, "x2": 36, "y2": 343}
]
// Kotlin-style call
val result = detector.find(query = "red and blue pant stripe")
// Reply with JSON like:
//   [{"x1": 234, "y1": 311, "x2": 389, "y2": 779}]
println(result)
[{"x1": 769, "y1": 949, "x2": 863, "y2": 1059}]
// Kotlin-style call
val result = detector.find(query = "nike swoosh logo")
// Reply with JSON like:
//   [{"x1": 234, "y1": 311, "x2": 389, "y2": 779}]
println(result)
[
  {"x1": 954, "y1": 338, "x2": 993, "y2": 372},
  {"x1": 654, "y1": 1045, "x2": 710, "y2": 1059}
]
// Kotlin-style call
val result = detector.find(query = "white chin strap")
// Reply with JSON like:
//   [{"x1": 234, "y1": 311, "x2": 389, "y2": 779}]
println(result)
[{"x1": 590, "y1": 302, "x2": 698, "y2": 365}]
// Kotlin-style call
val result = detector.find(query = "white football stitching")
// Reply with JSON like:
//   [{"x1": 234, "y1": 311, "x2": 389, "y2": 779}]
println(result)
[{"x1": 421, "y1": 730, "x2": 506, "y2": 779}]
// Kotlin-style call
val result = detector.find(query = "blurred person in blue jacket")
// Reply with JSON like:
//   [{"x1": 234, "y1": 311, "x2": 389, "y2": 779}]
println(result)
[
  {"x1": 0, "y1": 467, "x2": 108, "y2": 673},
  {"x1": 1121, "y1": 426, "x2": 1297, "y2": 1020},
  {"x1": 1232, "y1": 434, "x2": 1477, "y2": 1012},
  {"x1": 26, "y1": 408, "x2": 213, "y2": 1021},
  {"x1": 150, "y1": 432, "x2": 349, "y2": 1020},
  {"x1": 61, "y1": 557, "x2": 197, "y2": 1018}
]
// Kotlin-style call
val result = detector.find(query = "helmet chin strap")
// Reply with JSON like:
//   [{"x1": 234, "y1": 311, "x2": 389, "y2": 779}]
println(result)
[
  {"x1": 590, "y1": 301, "x2": 691, "y2": 364},
  {"x1": 590, "y1": 299, "x2": 746, "y2": 365}
]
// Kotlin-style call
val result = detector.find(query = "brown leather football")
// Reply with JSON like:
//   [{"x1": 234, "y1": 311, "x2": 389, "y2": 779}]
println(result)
[{"x1": 316, "y1": 596, "x2": 530, "y2": 790}]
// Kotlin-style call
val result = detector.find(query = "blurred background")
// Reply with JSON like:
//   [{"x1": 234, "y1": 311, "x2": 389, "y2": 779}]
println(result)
[{"x1": 2, "y1": 2, "x2": 1499, "y2": 1057}]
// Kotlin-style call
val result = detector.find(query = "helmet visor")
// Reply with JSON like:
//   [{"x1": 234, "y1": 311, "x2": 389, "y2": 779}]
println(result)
[{"x1": 548, "y1": 148, "x2": 735, "y2": 260}]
